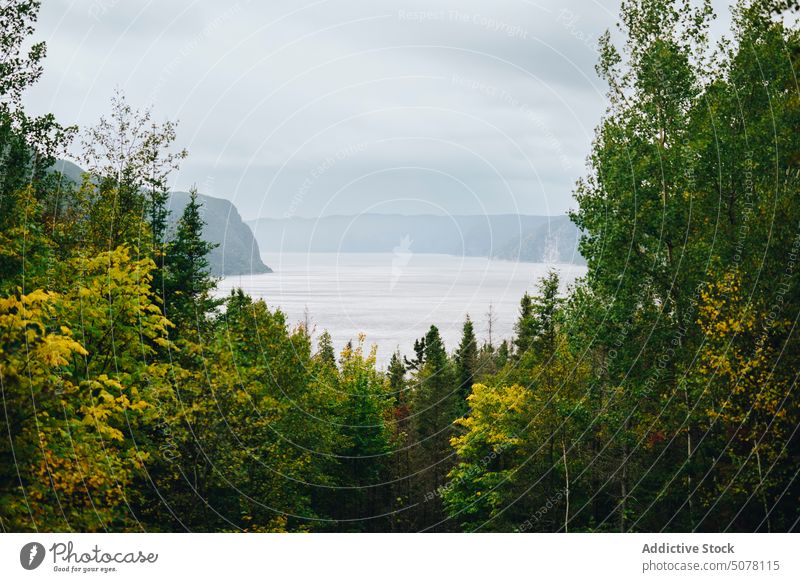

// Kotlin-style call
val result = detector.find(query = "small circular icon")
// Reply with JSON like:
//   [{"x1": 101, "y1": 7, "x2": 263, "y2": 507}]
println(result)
[{"x1": 20, "y1": 542, "x2": 46, "y2": 570}]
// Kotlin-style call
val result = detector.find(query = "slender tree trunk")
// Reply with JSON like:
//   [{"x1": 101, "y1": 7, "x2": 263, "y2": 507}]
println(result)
[
  {"x1": 755, "y1": 444, "x2": 772, "y2": 533},
  {"x1": 620, "y1": 419, "x2": 629, "y2": 532},
  {"x1": 683, "y1": 383, "x2": 695, "y2": 530},
  {"x1": 562, "y1": 433, "x2": 570, "y2": 533}
]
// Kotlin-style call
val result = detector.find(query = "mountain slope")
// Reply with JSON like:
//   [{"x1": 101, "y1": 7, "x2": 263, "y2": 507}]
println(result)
[
  {"x1": 49, "y1": 160, "x2": 271, "y2": 276},
  {"x1": 491, "y1": 215, "x2": 583, "y2": 264},
  {"x1": 167, "y1": 192, "x2": 271, "y2": 276},
  {"x1": 248, "y1": 213, "x2": 583, "y2": 264}
]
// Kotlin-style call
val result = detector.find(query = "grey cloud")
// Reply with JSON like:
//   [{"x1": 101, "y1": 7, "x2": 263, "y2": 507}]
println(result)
[{"x1": 25, "y1": 0, "x2": 732, "y2": 220}]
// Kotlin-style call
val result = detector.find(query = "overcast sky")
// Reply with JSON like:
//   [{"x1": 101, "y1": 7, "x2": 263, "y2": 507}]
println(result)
[{"x1": 25, "y1": 0, "x2": 734, "y2": 220}]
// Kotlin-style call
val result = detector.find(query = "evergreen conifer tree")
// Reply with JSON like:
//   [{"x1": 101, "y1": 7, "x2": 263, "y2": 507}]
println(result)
[
  {"x1": 455, "y1": 315, "x2": 478, "y2": 400},
  {"x1": 164, "y1": 187, "x2": 219, "y2": 331}
]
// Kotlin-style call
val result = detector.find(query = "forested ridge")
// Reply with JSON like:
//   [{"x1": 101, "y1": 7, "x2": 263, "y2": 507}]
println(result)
[
  {"x1": 248, "y1": 213, "x2": 583, "y2": 265},
  {"x1": 1, "y1": 0, "x2": 799, "y2": 532}
]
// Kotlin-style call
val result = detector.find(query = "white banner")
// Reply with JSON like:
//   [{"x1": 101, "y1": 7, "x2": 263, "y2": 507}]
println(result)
[{"x1": 0, "y1": 533, "x2": 796, "y2": 581}]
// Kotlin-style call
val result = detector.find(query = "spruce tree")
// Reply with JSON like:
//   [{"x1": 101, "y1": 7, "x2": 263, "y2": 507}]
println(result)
[
  {"x1": 455, "y1": 315, "x2": 478, "y2": 400},
  {"x1": 530, "y1": 270, "x2": 560, "y2": 354},
  {"x1": 514, "y1": 292, "x2": 535, "y2": 356},
  {"x1": 513, "y1": 270, "x2": 561, "y2": 359},
  {"x1": 387, "y1": 350, "x2": 406, "y2": 405},
  {"x1": 403, "y1": 335, "x2": 426, "y2": 371},
  {"x1": 423, "y1": 325, "x2": 446, "y2": 371},
  {"x1": 316, "y1": 329, "x2": 337, "y2": 369},
  {"x1": 496, "y1": 339, "x2": 510, "y2": 368},
  {"x1": 163, "y1": 187, "x2": 219, "y2": 331}
]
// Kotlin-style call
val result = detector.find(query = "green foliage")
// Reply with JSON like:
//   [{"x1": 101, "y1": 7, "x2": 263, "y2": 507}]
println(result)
[
  {"x1": 455, "y1": 316, "x2": 478, "y2": 402},
  {"x1": 315, "y1": 329, "x2": 337, "y2": 369},
  {"x1": 330, "y1": 336, "x2": 393, "y2": 530},
  {"x1": 164, "y1": 188, "x2": 220, "y2": 332},
  {"x1": 0, "y1": 252, "x2": 162, "y2": 531},
  {"x1": 514, "y1": 270, "x2": 561, "y2": 359}
]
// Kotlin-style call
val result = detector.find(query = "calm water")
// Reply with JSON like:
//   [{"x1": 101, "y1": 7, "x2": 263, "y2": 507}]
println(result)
[{"x1": 217, "y1": 253, "x2": 586, "y2": 368}]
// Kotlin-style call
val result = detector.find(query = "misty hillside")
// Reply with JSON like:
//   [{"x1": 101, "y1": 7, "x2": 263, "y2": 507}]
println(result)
[
  {"x1": 51, "y1": 159, "x2": 85, "y2": 184},
  {"x1": 248, "y1": 214, "x2": 584, "y2": 264},
  {"x1": 167, "y1": 192, "x2": 271, "y2": 277},
  {"x1": 492, "y1": 215, "x2": 584, "y2": 264},
  {"x1": 49, "y1": 161, "x2": 271, "y2": 276}
]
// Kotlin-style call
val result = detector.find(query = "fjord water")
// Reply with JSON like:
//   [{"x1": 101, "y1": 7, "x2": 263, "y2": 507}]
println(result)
[{"x1": 217, "y1": 252, "x2": 586, "y2": 367}]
